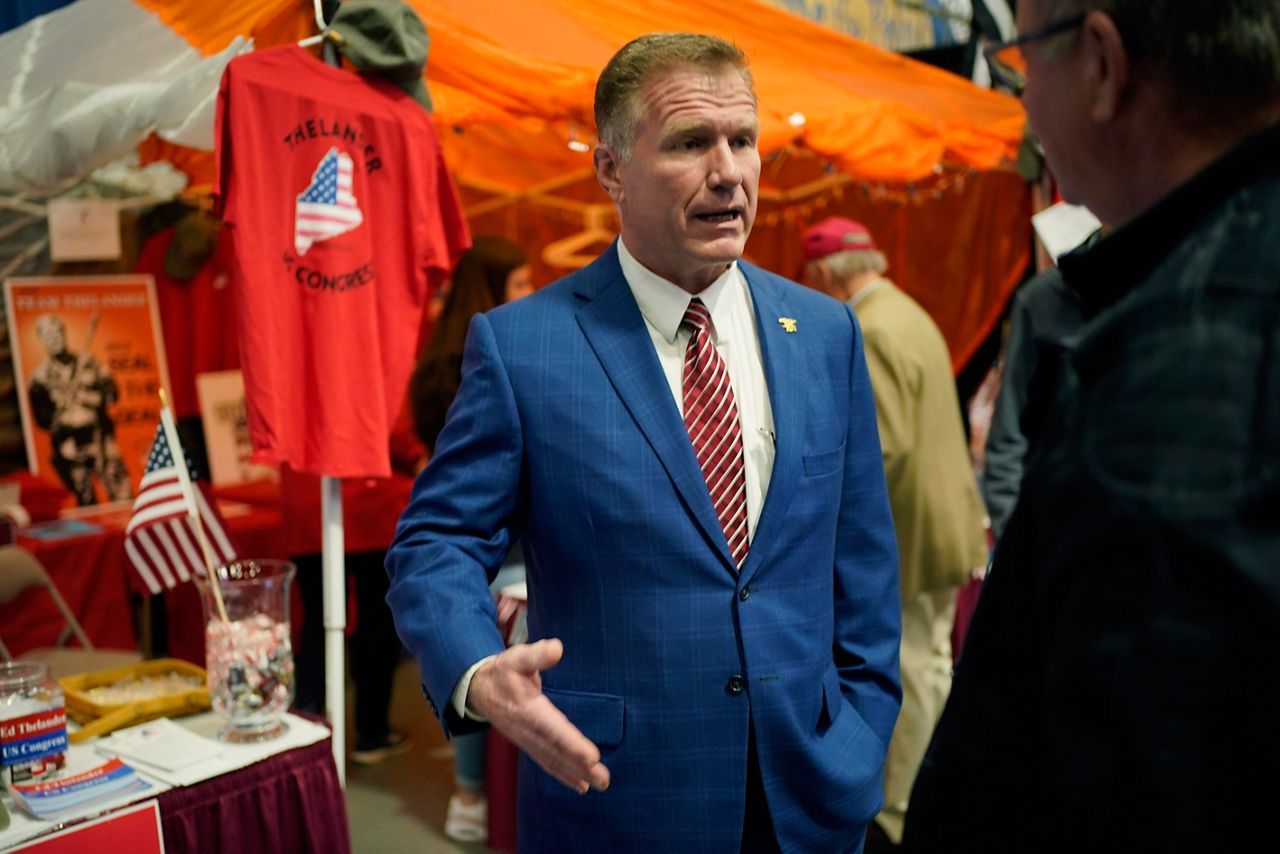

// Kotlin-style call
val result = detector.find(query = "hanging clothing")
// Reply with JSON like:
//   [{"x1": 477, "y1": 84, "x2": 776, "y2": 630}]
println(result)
[{"x1": 214, "y1": 44, "x2": 469, "y2": 478}]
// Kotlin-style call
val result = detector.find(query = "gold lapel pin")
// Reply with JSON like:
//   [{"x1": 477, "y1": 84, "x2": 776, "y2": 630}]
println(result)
[{"x1": 777, "y1": 317, "x2": 797, "y2": 333}]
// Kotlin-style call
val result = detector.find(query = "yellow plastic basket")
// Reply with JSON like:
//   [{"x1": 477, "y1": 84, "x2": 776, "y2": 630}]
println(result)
[{"x1": 59, "y1": 658, "x2": 210, "y2": 743}]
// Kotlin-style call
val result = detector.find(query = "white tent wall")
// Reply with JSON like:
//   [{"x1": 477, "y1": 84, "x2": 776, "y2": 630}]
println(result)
[{"x1": 0, "y1": 0, "x2": 247, "y2": 192}]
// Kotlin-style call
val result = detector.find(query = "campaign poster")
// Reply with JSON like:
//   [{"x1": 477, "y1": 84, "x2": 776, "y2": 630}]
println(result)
[
  {"x1": 4, "y1": 276, "x2": 172, "y2": 509},
  {"x1": 195, "y1": 369, "x2": 253, "y2": 486}
]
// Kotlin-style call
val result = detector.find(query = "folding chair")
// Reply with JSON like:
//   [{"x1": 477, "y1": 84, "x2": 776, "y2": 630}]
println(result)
[{"x1": 0, "y1": 544, "x2": 141, "y2": 679}]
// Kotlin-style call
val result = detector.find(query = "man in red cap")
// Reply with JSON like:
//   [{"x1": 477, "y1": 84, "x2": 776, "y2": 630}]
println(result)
[{"x1": 802, "y1": 217, "x2": 988, "y2": 851}]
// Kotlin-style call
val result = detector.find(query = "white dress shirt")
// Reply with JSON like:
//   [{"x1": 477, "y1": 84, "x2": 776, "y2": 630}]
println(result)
[
  {"x1": 616, "y1": 238, "x2": 775, "y2": 537},
  {"x1": 452, "y1": 241, "x2": 776, "y2": 719}
]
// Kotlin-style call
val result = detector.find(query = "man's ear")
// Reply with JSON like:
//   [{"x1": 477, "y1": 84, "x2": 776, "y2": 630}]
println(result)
[
  {"x1": 593, "y1": 145, "x2": 624, "y2": 203},
  {"x1": 1082, "y1": 10, "x2": 1130, "y2": 123}
]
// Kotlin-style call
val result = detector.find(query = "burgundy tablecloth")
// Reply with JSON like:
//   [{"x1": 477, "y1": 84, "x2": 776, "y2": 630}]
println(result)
[{"x1": 157, "y1": 732, "x2": 350, "y2": 854}]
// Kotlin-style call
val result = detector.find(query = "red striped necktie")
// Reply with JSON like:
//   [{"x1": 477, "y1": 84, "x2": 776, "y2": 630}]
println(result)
[{"x1": 681, "y1": 298, "x2": 749, "y2": 568}]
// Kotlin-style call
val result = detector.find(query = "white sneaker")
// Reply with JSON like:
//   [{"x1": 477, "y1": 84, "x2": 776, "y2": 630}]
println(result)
[{"x1": 444, "y1": 793, "x2": 488, "y2": 843}]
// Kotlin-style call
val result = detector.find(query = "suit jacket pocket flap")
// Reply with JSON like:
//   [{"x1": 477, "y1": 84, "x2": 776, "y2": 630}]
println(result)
[
  {"x1": 544, "y1": 688, "x2": 625, "y2": 747},
  {"x1": 803, "y1": 444, "x2": 844, "y2": 477}
]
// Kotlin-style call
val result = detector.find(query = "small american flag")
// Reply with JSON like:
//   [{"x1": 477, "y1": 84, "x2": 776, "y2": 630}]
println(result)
[
  {"x1": 124, "y1": 425, "x2": 237, "y2": 595},
  {"x1": 294, "y1": 146, "x2": 363, "y2": 255}
]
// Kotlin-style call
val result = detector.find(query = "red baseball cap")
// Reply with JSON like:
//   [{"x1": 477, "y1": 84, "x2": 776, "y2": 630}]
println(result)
[{"x1": 802, "y1": 217, "x2": 878, "y2": 261}]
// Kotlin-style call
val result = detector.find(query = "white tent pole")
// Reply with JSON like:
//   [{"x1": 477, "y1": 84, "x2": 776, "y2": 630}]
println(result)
[{"x1": 321, "y1": 474, "x2": 346, "y2": 786}]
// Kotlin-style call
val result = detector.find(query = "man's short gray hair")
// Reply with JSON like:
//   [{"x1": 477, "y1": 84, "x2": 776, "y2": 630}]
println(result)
[
  {"x1": 594, "y1": 33, "x2": 755, "y2": 161},
  {"x1": 1039, "y1": 0, "x2": 1280, "y2": 119},
  {"x1": 823, "y1": 250, "x2": 889, "y2": 281}
]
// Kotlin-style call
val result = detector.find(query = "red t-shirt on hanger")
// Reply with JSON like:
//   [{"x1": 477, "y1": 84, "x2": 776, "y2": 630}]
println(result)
[{"x1": 214, "y1": 44, "x2": 469, "y2": 478}]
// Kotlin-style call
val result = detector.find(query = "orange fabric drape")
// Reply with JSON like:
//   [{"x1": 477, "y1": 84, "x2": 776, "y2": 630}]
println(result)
[
  {"x1": 134, "y1": 0, "x2": 1024, "y2": 181},
  {"x1": 749, "y1": 168, "x2": 1030, "y2": 373},
  {"x1": 132, "y1": 0, "x2": 1031, "y2": 370}
]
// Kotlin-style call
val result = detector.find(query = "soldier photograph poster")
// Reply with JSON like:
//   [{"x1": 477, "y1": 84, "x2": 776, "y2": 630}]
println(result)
[{"x1": 4, "y1": 276, "x2": 172, "y2": 508}]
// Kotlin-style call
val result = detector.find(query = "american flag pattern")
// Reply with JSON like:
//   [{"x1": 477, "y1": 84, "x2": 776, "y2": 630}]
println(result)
[
  {"x1": 681, "y1": 299, "x2": 750, "y2": 568},
  {"x1": 124, "y1": 426, "x2": 237, "y2": 595},
  {"x1": 294, "y1": 146, "x2": 363, "y2": 255}
]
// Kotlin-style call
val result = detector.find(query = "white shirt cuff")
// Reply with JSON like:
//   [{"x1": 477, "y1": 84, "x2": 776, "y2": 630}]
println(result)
[{"x1": 450, "y1": 654, "x2": 498, "y2": 721}]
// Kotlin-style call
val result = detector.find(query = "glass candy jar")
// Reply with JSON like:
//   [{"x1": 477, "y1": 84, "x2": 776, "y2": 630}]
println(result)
[
  {"x1": 194, "y1": 559, "x2": 297, "y2": 743},
  {"x1": 0, "y1": 660, "x2": 67, "y2": 786}
]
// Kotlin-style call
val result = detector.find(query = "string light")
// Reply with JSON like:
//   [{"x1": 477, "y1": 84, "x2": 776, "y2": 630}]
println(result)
[
  {"x1": 460, "y1": 152, "x2": 980, "y2": 233},
  {"x1": 748, "y1": 165, "x2": 987, "y2": 240},
  {"x1": 566, "y1": 127, "x2": 591, "y2": 153}
]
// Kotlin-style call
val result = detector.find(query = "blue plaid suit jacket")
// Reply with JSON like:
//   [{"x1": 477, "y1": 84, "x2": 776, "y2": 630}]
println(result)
[{"x1": 387, "y1": 244, "x2": 901, "y2": 853}]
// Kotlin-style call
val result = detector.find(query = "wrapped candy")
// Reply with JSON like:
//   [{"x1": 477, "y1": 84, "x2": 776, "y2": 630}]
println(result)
[
  {"x1": 205, "y1": 614, "x2": 294, "y2": 730},
  {"x1": 196, "y1": 559, "x2": 297, "y2": 743}
]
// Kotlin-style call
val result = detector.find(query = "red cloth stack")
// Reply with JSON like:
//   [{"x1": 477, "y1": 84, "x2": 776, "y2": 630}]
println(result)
[{"x1": 2, "y1": 471, "x2": 71, "y2": 522}]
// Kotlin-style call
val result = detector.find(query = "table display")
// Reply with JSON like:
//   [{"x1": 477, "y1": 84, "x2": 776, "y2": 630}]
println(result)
[{"x1": 0, "y1": 711, "x2": 348, "y2": 853}]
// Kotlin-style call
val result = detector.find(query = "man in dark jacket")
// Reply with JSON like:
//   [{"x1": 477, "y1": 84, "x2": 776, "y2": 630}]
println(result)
[
  {"x1": 904, "y1": 1, "x2": 1280, "y2": 851},
  {"x1": 980, "y1": 256, "x2": 1084, "y2": 542}
]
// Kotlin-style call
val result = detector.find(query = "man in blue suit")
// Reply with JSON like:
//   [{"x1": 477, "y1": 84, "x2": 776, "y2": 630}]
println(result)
[{"x1": 386, "y1": 33, "x2": 901, "y2": 852}]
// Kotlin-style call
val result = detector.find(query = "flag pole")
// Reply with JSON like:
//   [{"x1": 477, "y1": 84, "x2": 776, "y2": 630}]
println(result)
[{"x1": 158, "y1": 389, "x2": 229, "y2": 623}]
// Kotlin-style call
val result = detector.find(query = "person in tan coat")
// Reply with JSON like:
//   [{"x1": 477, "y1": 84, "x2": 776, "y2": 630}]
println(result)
[{"x1": 801, "y1": 217, "x2": 988, "y2": 849}]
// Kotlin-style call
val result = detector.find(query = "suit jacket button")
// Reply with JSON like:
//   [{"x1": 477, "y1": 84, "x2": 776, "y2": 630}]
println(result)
[
  {"x1": 726, "y1": 675, "x2": 745, "y2": 695},
  {"x1": 739, "y1": 586, "x2": 751, "y2": 602}
]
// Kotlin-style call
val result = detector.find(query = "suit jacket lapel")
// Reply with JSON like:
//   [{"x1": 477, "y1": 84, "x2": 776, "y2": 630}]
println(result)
[
  {"x1": 574, "y1": 244, "x2": 735, "y2": 569},
  {"x1": 739, "y1": 263, "x2": 806, "y2": 586}
]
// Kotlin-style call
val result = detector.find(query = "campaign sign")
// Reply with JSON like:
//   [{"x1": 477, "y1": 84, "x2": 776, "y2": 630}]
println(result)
[
  {"x1": 0, "y1": 709, "x2": 68, "y2": 768},
  {"x1": 9, "y1": 799, "x2": 164, "y2": 854}
]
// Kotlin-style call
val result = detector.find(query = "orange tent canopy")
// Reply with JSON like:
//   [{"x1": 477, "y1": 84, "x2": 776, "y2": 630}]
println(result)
[
  {"x1": 143, "y1": 0, "x2": 1024, "y2": 185},
  {"x1": 137, "y1": 0, "x2": 1030, "y2": 371}
]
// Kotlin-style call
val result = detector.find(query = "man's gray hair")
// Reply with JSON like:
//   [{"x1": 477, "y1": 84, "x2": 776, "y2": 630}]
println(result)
[
  {"x1": 1040, "y1": 0, "x2": 1280, "y2": 119},
  {"x1": 594, "y1": 32, "x2": 755, "y2": 162},
  {"x1": 823, "y1": 250, "x2": 889, "y2": 281}
]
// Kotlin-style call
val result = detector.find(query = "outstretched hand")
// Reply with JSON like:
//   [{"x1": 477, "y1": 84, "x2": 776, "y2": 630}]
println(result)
[{"x1": 467, "y1": 638, "x2": 611, "y2": 794}]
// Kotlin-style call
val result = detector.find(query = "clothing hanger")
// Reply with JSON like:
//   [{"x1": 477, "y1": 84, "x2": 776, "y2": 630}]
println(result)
[
  {"x1": 298, "y1": 0, "x2": 342, "y2": 65},
  {"x1": 298, "y1": 0, "x2": 328, "y2": 46},
  {"x1": 541, "y1": 205, "x2": 617, "y2": 269}
]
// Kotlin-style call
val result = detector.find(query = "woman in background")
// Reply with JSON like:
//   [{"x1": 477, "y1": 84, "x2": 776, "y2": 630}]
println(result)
[
  {"x1": 410, "y1": 236, "x2": 532, "y2": 452},
  {"x1": 407, "y1": 235, "x2": 532, "y2": 844}
]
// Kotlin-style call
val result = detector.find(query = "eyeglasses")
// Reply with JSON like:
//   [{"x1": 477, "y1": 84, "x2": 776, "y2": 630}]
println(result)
[{"x1": 983, "y1": 13, "x2": 1086, "y2": 96}]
